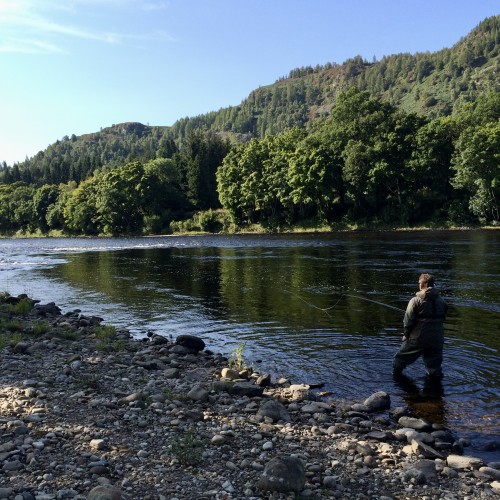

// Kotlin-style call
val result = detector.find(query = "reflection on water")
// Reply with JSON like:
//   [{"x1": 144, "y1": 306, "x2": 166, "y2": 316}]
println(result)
[
  {"x1": 394, "y1": 375, "x2": 447, "y2": 427},
  {"x1": 0, "y1": 231, "x2": 499, "y2": 460}
]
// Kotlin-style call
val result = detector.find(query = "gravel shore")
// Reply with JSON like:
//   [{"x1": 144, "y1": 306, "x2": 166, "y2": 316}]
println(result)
[{"x1": 0, "y1": 295, "x2": 499, "y2": 499}]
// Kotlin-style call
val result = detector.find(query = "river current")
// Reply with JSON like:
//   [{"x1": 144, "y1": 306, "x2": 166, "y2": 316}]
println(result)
[{"x1": 0, "y1": 230, "x2": 499, "y2": 460}]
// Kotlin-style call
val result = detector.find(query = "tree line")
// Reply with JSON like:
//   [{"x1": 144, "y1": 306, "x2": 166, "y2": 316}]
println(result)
[
  {"x1": 0, "y1": 131, "x2": 231, "y2": 236},
  {"x1": 216, "y1": 88, "x2": 499, "y2": 228},
  {"x1": 0, "y1": 88, "x2": 498, "y2": 236}
]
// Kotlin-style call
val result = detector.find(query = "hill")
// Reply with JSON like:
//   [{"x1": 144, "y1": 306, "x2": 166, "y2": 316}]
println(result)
[{"x1": 1, "y1": 15, "x2": 499, "y2": 187}]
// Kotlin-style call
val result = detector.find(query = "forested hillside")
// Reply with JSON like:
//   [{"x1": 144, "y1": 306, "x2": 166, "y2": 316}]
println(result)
[{"x1": 0, "y1": 15, "x2": 499, "y2": 235}]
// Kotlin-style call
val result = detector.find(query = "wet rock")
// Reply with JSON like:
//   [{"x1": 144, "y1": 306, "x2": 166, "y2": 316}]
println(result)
[
  {"x1": 363, "y1": 391, "x2": 391, "y2": 411},
  {"x1": 479, "y1": 467, "x2": 500, "y2": 480},
  {"x1": 257, "y1": 455, "x2": 306, "y2": 493},
  {"x1": 256, "y1": 373, "x2": 271, "y2": 387},
  {"x1": 175, "y1": 334, "x2": 205, "y2": 352},
  {"x1": 398, "y1": 416, "x2": 432, "y2": 431},
  {"x1": 34, "y1": 302, "x2": 61, "y2": 316}
]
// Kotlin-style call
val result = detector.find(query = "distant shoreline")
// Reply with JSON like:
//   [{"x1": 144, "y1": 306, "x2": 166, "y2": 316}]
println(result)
[{"x1": 1, "y1": 225, "x2": 499, "y2": 239}]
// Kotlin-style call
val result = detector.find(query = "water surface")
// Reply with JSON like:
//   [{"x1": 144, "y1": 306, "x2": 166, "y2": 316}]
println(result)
[{"x1": 0, "y1": 231, "x2": 498, "y2": 460}]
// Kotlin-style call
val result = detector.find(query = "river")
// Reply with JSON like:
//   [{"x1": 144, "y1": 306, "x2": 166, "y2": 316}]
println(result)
[{"x1": 0, "y1": 230, "x2": 499, "y2": 460}]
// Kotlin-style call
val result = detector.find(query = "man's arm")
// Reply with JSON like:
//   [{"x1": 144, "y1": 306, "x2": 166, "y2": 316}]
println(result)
[{"x1": 403, "y1": 297, "x2": 418, "y2": 336}]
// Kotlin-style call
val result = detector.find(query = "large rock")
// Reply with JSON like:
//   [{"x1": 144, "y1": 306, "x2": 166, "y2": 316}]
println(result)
[
  {"x1": 447, "y1": 454, "x2": 484, "y2": 469},
  {"x1": 34, "y1": 302, "x2": 61, "y2": 317},
  {"x1": 187, "y1": 384, "x2": 209, "y2": 402},
  {"x1": 363, "y1": 391, "x2": 391, "y2": 411},
  {"x1": 229, "y1": 382, "x2": 264, "y2": 397},
  {"x1": 398, "y1": 416, "x2": 432, "y2": 431},
  {"x1": 257, "y1": 456, "x2": 306, "y2": 493},
  {"x1": 411, "y1": 439, "x2": 444, "y2": 459},
  {"x1": 175, "y1": 334, "x2": 205, "y2": 352},
  {"x1": 257, "y1": 400, "x2": 290, "y2": 422}
]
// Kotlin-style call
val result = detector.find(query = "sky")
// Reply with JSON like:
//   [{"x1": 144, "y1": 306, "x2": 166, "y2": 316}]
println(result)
[{"x1": 0, "y1": 0, "x2": 499, "y2": 166}]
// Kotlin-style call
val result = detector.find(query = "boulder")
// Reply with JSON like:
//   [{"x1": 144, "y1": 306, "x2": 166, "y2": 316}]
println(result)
[
  {"x1": 257, "y1": 456, "x2": 306, "y2": 493},
  {"x1": 447, "y1": 454, "x2": 484, "y2": 469},
  {"x1": 363, "y1": 391, "x2": 391, "y2": 411},
  {"x1": 175, "y1": 334, "x2": 205, "y2": 352},
  {"x1": 257, "y1": 400, "x2": 290, "y2": 422}
]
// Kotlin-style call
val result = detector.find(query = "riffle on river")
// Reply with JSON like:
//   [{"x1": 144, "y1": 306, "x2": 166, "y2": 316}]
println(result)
[{"x1": 0, "y1": 230, "x2": 499, "y2": 460}]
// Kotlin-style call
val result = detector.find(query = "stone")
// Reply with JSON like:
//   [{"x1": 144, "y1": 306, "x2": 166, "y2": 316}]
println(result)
[
  {"x1": 323, "y1": 476, "x2": 337, "y2": 489},
  {"x1": 164, "y1": 368, "x2": 180, "y2": 379},
  {"x1": 257, "y1": 399, "x2": 290, "y2": 422},
  {"x1": 411, "y1": 439, "x2": 444, "y2": 459},
  {"x1": 175, "y1": 334, "x2": 205, "y2": 352},
  {"x1": 356, "y1": 441, "x2": 375, "y2": 456},
  {"x1": 363, "y1": 391, "x2": 391, "y2": 411},
  {"x1": 256, "y1": 373, "x2": 271, "y2": 387},
  {"x1": 87, "y1": 485, "x2": 132, "y2": 500},
  {"x1": 187, "y1": 385, "x2": 209, "y2": 402},
  {"x1": 398, "y1": 416, "x2": 432, "y2": 431},
  {"x1": 288, "y1": 384, "x2": 311, "y2": 401},
  {"x1": 257, "y1": 456, "x2": 306, "y2": 493},
  {"x1": 221, "y1": 367, "x2": 240, "y2": 380},
  {"x1": 229, "y1": 382, "x2": 264, "y2": 397},
  {"x1": 479, "y1": 467, "x2": 500, "y2": 480},
  {"x1": 90, "y1": 439, "x2": 106, "y2": 451},
  {"x1": 406, "y1": 459, "x2": 438, "y2": 481},
  {"x1": 447, "y1": 454, "x2": 484, "y2": 469},
  {"x1": 365, "y1": 431, "x2": 389, "y2": 441}
]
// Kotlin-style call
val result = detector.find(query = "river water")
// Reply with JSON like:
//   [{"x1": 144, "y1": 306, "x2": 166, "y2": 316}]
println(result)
[{"x1": 0, "y1": 230, "x2": 499, "y2": 460}]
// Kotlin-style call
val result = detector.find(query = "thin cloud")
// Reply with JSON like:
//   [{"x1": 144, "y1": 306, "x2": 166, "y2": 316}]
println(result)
[
  {"x1": 0, "y1": 37, "x2": 66, "y2": 54},
  {"x1": 0, "y1": 0, "x2": 174, "y2": 54}
]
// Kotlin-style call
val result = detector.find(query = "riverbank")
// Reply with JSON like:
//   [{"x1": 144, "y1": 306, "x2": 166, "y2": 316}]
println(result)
[
  {"x1": 1, "y1": 222, "x2": 498, "y2": 239},
  {"x1": 0, "y1": 295, "x2": 499, "y2": 499}
]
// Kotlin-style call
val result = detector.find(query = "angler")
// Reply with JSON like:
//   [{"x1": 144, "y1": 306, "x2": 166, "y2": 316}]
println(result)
[{"x1": 393, "y1": 273, "x2": 448, "y2": 380}]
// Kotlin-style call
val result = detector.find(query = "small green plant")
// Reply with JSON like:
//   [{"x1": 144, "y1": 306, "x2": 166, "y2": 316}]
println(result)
[
  {"x1": 4, "y1": 319, "x2": 23, "y2": 332},
  {"x1": 170, "y1": 429, "x2": 206, "y2": 466},
  {"x1": 31, "y1": 320, "x2": 51, "y2": 336},
  {"x1": 0, "y1": 334, "x2": 7, "y2": 350},
  {"x1": 75, "y1": 373, "x2": 102, "y2": 391},
  {"x1": 8, "y1": 298, "x2": 33, "y2": 317},
  {"x1": 228, "y1": 342, "x2": 246, "y2": 370},
  {"x1": 9, "y1": 332, "x2": 23, "y2": 346},
  {"x1": 93, "y1": 324, "x2": 117, "y2": 351},
  {"x1": 56, "y1": 327, "x2": 79, "y2": 340},
  {"x1": 163, "y1": 388, "x2": 186, "y2": 401}
]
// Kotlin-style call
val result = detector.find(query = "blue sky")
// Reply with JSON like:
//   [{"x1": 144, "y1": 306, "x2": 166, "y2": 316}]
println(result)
[{"x1": 1, "y1": 0, "x2": 499, "y2": 166}]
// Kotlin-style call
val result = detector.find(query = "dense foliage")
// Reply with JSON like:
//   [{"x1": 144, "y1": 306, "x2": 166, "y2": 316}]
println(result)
[
  {"x1": 216, "y1": 89, "x2": 499, "y2": 228},
  {"x1": 0, "y1": 16, "x2": 499, "y2": 235},
  {"x1": 0, "y1": 130, "x2": 231, "y2": 235}
]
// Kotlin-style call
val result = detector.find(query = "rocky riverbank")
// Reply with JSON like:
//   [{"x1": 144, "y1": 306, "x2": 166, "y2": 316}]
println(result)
[{"x1": 0, "y1": 294, "x2": 499, "y2": 500}]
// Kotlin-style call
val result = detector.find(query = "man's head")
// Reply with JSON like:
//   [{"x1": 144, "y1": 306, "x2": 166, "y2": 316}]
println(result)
[{"x1": 419, "y1": 273, "x2": 435, "y2": 289}]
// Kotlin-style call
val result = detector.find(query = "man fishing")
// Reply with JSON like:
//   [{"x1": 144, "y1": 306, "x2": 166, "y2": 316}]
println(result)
[{"x1": 393, "y1": 273, "x2": 448, "y2": 380}]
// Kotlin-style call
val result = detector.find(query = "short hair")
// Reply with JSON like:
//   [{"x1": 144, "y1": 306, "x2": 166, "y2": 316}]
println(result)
[{"x1": 419, "y1": 273, "x2": 435, "y2": 287}]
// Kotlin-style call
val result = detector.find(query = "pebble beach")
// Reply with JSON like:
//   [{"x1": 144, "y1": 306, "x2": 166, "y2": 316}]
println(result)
[{"x1": 0, "y1": 294, "x2": 499, "y2": 500}]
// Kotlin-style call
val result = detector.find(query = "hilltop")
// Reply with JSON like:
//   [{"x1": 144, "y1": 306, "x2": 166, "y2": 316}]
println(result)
[{"x1": 2, "y1": 15, "x2": 499, "y2": 186}]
